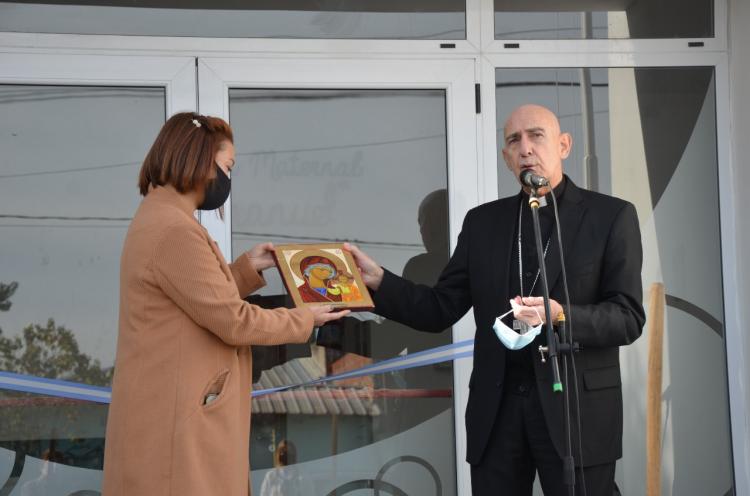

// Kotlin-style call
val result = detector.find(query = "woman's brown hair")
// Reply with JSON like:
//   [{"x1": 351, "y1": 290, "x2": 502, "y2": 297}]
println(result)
[
  {"x1": 138, "y1": 112, "x2": 233, "y2": 196},
  {"x1": 274, "y1": 440, "x2": 297, "y2": 467}
]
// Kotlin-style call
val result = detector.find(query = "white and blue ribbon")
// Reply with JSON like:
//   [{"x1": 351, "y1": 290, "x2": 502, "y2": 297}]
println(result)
[
  {"x1": 251, "y1": 338, "x2": 474, "y2": 397},
  {"x1": 0, "y1": 370, "x2": 112, "y2": 403},
  {"x1": 0, "y1": 339, "x2": 475, "y2": 404}
]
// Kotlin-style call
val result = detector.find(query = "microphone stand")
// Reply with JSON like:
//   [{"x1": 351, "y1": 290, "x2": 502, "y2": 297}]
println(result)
[
  {"x1": 528, "y1": 188, "x2": 576, "y2": 496},
  {"x1": 527, "y1": 190, "x2": 562, "y2": 392}
]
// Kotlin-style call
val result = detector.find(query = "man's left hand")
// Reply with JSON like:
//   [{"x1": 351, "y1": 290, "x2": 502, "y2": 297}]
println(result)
[{"x1": 511, "y1": 296, "x2": 564, "y2": 325}]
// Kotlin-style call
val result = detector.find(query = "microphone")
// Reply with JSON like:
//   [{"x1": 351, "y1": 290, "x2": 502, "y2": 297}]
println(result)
[{"x1": 520, "y1": 169, "x2": 549, "y2": 188}]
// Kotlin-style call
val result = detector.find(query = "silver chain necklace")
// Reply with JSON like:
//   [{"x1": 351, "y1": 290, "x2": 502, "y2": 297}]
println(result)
[{"x1": 518, "y1": 198, "x2": 551, "y2": 298}]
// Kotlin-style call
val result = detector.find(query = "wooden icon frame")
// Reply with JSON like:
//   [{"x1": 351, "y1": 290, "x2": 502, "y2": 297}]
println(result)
[{"x1": 272, "y1": 243, "x2": 375, "y2": 311}]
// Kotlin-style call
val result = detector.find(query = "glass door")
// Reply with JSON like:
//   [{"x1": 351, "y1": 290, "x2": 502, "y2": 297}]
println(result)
[
  {"x1": 481, "y1": 54, "x2": 735, "y2": 495},
  {"x1": 198, "y1": 57, "x2": 479, "y2": 496},
  {"x1": 0, "y1": 53, "x2": 194, "y2": 493}
]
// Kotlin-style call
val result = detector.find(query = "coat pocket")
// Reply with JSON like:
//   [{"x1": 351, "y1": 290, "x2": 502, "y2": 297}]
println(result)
[
  {"x1": 200, "y1": 368, "x2": 231, "y2": 410},
  {"x1": 583, "y1": 366, "x2": 621, "y2": 391}
]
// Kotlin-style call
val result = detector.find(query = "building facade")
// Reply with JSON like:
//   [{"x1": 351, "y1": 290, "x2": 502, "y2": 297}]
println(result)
[{"x1": 1, "y1": 1, "x2": 749, "y2": 494}]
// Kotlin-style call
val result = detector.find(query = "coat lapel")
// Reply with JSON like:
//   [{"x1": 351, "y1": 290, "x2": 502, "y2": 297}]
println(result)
[
  {"x1": 545, "y1": 178, "x2": 586, "y2": 293},
  {"x1": 490, "y1": 195, "x2": 522, "y2": 304}
]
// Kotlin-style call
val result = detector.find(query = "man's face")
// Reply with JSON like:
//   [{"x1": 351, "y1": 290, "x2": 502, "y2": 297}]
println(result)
[{"x1": 501, "y1": 105, "x2": 571, "y2": 193}]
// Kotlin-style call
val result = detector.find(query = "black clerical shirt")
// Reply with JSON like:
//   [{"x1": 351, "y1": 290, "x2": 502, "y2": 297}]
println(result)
[{"x1": 504, "y1": 178, "x2": 567, "y2": 395}]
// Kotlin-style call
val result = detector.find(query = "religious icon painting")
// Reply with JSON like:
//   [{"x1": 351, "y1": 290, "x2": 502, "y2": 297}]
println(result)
[{"x1": 272, "y1": 243, "x2": 375, "y2": 311}]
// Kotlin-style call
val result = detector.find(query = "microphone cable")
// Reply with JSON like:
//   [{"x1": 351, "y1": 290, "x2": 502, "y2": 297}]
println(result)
[{"x1": 550, "y1": 190, "x2": 588, "y2": 496}]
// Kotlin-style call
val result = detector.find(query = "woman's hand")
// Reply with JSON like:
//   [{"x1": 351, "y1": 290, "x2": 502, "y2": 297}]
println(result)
[
  {"x1": 309, "y1": 305, "x2": 350, "y2": 326},
  {"x1": 245, "y1": 242, "x2": 276, "y2": 272},
  {"x1": 343, "y1": 243, "x2": 384, "y2": 290}
]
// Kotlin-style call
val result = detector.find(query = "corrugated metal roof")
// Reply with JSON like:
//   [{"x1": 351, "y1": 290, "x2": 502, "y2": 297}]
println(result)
[
  {"x1": 252, "y1": 356, "x2": 380, "y2": 416},
  {"x1": 250, "y1": 355, "x2": 453, "y2": 416}
]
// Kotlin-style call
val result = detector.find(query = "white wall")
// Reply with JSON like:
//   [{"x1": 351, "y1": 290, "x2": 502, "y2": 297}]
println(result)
[{"x1": 728, "y1": 0, "x2": 750, "y2": 493}]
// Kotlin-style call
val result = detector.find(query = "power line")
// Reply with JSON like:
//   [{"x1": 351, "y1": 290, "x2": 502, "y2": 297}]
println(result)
[
  {"x1": 229, "y1": 89, "x2": 444, "y2": 102},
  {"x1": 0, "y1": 214, "x2": 131, "y2": 221},
  {"x1": 0, "y1": 224, "x2": 127, "y2": 229},
  {"x1": 494, "y1": 26, "x2": 608, "y2": 38},
  {"x1": 0, "y1": 134, "x2": 444, "y2": 179},
  {"x1": 0, "y1": 161, "x2": 140, "y2": 179},
  {"x1": 237, "y1": 133, "x2": 443, "y2": 156},
  {"x1": 0, "y1": 217, "x2": 423, "y2": 249},
  {"x1": 0, "y1": 87, "x2": 163, "y2": 105},
  {"x1": 232, "y1": 231, "x2": 422, "y2": 249},
  {"x1": 495, "y1": 81, "x2": 609, "y2": 88}
]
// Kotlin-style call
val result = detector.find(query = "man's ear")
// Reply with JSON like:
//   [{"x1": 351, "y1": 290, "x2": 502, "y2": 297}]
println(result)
[{"x1": 559, "y1": 132, "x2": 572, "y2": 159}]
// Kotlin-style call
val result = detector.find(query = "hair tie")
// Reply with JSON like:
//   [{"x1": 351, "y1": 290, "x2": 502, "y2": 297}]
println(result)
[{"x1": 192, "y1": 119, "x2": 201, "y2": 128}]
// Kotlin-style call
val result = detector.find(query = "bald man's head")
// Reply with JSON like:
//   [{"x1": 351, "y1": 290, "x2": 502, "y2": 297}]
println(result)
[
  {"x1": 501, "y1": 104, "x2": 572, "y2": 193},
  {"x1": 503, "y1": 104, "x2": 561, "y2": 137}
]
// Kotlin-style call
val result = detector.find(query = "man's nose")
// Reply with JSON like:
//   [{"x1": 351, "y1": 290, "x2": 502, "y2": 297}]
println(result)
[{"x1": 520, "y1": 138, "x2": 533, "y2": 156}]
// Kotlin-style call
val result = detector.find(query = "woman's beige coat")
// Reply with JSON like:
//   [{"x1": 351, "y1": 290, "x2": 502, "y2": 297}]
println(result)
[{"x1": 102, "y1": 186, "x2": 313, "y2": 495}]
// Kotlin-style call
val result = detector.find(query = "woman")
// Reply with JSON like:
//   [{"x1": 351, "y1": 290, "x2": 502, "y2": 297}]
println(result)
[
  {"x1": 102, "y1": 112, "x2": 347, "y2": 495},
  {"x1": 258, "y1": 440, "x2": 303, "y2": 496}
]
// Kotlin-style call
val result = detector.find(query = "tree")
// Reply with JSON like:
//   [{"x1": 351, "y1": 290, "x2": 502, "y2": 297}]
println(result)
[
  {"x1": 0, "y1": 319, "x2": 113, "y2": 386},
  {"x1": 0, "y1": 282, "x2": 111, "y2": 471},
  {"x1": 0, "y1": 281, "x2": 18, "y2": 312},
  {"x1": 0, "y1": 282, "x2": 112, "y2": 386}
]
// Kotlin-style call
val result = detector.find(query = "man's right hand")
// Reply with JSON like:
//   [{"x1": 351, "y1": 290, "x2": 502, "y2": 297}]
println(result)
[
  {"x1": 343, "y1": 243, "x2": 384, "y2": 290},
  {"x1": 309, "y1": 305, "x2": 350, "y2": 327}
]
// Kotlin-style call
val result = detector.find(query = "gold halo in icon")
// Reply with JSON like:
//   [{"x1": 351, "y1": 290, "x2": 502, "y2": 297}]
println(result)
[{"x1": 288, "y1": 249, "x2": 348, "y2": 281}]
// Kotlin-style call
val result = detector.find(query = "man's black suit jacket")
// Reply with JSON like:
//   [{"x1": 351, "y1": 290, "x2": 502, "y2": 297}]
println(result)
[{"x1": 372, "y1": 178, "x2": 645, "y2": 467}]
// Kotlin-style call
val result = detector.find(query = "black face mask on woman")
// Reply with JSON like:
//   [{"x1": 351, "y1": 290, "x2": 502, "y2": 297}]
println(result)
[{"x1": 198, "y1": 164, "x2": 231, "y2": 211}]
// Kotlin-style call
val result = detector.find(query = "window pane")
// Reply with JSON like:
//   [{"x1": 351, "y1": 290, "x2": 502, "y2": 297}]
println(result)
[
  {"x1": 227, "y1": 88, "x2": 456, "y2": 495},
  {"x1": 0, "y1": 84, "x2": 164, "y2": 385},
  {"x1": 495, "y1": 67, "x2": 733, "y2": 495},
  {"x1": 0, "y1": 1, "x2": 466, "y2": 39},
  {"x1": 0, "y1": 83, "x2": 164, "y2": 491},
  {"x1": 494, "y1": 0, "x2": 713, "y2": 39},
  {"x1": 0, "y1": 391, "x2": 105, "y2": 492}
]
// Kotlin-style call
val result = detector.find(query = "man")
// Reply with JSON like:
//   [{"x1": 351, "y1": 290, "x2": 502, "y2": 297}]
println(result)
[{"x1": 347, "y1": 104, "x2": 645, "y2": 495}]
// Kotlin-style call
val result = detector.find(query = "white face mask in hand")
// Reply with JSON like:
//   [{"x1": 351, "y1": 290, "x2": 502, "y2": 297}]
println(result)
[{"x1": 492, "y1": 304, "x2": 543, "y2": 350}]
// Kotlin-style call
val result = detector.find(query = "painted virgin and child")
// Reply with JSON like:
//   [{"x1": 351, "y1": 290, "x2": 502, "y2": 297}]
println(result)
[{"x1": 296, "y1": 255, "x2": 362, "y2": 304}]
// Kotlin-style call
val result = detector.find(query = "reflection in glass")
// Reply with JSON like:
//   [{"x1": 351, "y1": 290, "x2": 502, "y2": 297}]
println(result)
[
  {"x1": 0, "y1": 84, "x2": 164, "y2": 492},
  {"x1": 495, "y1": 67, "x2": 732, "y2": 495},
  {"x1": 0, "y1": 85, "x2": 164, "y2": 384},
  {"x1": 227, "y1": 88, "x2": 455, "y2": 494},
  {"x1": 0, "y1": 1, "x2": 466, "y2": 39},
  {"x1": 494, "y1": 0, "x2": 713, "y2": 39},
  {"x1": 495, "y1": 68, "x2": 611, "y2": 196},
  {"x1": 0, "y1": 390, "x2": 105, "y2": 492}
]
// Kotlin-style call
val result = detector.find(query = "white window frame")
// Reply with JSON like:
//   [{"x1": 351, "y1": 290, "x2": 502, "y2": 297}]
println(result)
[
  {"x1": 0, "y1": 0, "x2": 744, "y2": 493},
  {"x1": 481, "y1": 50, "x2": 746, "y2": 496},
  {"x1": 0, "y1": 52, "x2": 195, "y2": 116},
  {"x1": 0, "y1": 0, "x2": 482, "y2": 55},
  {"x1": 197, "y1": 58, "x2": 480, "y2": 495},
  {"x1": 481, "y1": 0, "x2": 727, "y2": 53}
]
